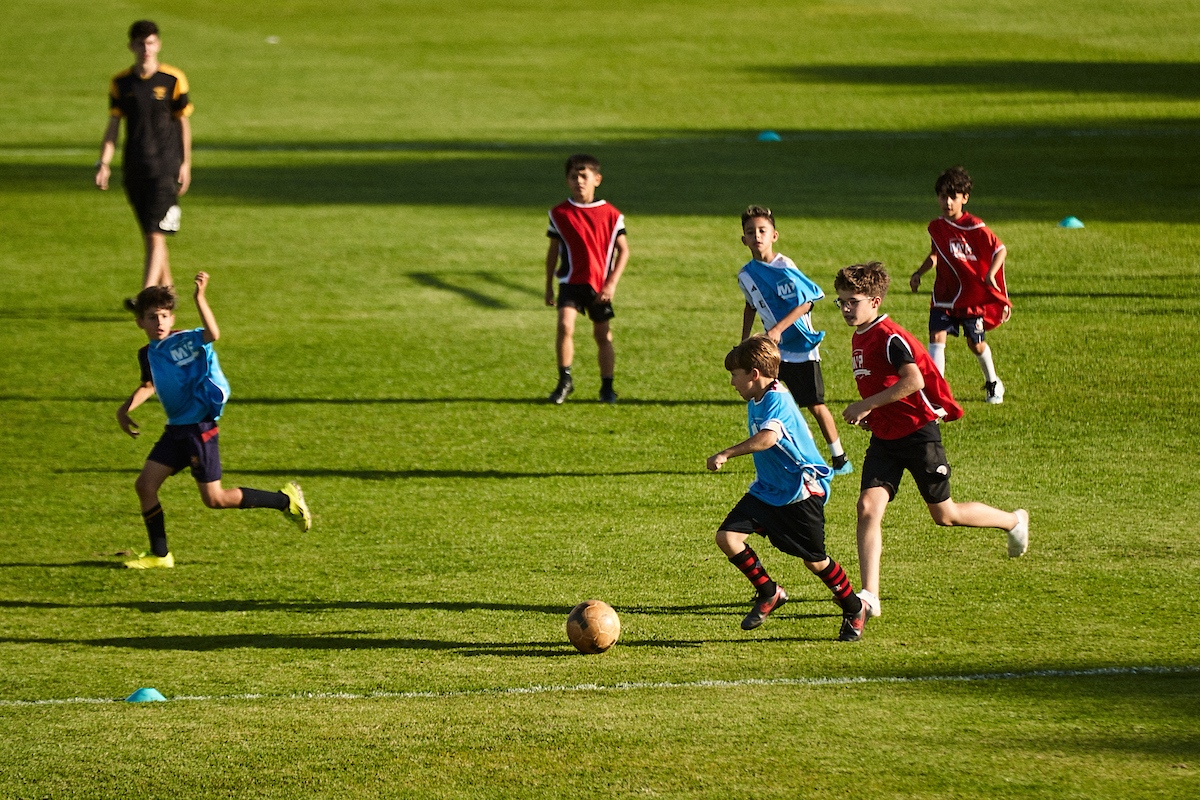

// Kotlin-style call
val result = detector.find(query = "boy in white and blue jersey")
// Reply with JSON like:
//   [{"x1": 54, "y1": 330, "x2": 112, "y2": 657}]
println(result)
[
  {"x1": 738, "y1": 205, "x2": 851, "y2": 475},
  {"x1": 116, "y1": 274, "x2": 311, "y2": 568},
  {"x1": 707, "y1": 335, "x2": 868, "y2": 641}
]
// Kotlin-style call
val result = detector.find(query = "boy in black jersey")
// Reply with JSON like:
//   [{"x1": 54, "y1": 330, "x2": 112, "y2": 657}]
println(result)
[{"x1": 95, "y1": 20, "x2": 193, "y2": 301}]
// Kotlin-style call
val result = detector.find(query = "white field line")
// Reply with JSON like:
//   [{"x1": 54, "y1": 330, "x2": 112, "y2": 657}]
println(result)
[{"x1": 2, "y1": 664, "x2": 1196, "y2": 709}]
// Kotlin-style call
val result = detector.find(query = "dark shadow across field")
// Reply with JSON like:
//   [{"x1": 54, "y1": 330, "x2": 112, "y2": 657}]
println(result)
[
  {"x1": 54, "y1": 467, "x2": 702, "y2": 480},
  {"x1": 755, "y1": 61, "x2": 1200, "y2": 99},
  {"x1": 6, "y1": 396, "x2": 741, "y2": 407},
  {"x1": 5, "y1": 123, "x2": 1197, "y2": 223}
]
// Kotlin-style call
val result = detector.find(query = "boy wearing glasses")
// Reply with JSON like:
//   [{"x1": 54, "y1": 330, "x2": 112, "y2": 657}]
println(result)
[{"x1": 834, "y1": 261, "x2": 1028, "y2": 620}]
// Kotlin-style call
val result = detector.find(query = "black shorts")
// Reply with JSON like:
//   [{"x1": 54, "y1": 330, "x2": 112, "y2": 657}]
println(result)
[
  {"x1": 146, "y1": 421, "x2": 222, "y2": 483},
  {"x1": 777, "y1": 360, "x2": 825, "y2": 407},
  {"x1": 124, "y1": 174, "x2": 181, "y2": 235},
  {"x1": 719, "y1": 493, "x2": 827, "y2": 562},
  {"x1": 929, "y1": 308, "x2": 985, "y2": 344},
  {"x1": 860, "y1": 422, "x2": 951, "y2": 504},
  {"x1": 557, "y1": 283, "x2": 615, "y2": 322}
]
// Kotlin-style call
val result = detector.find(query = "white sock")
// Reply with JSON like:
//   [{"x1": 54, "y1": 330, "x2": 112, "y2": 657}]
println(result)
[
  {"x1": 928, "y1": 342, "x2": 946, "y2": 375},
  {"x1": 975, "y1": 344, "x2": 999, "y2": 383},
  {"x1": 830, "y1": 438, "x2": 844, "y2": 458}
]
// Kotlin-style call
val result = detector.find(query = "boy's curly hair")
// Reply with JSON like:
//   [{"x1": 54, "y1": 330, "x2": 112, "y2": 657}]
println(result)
[
  {"x1": 741, "y1": 205, "x2": 774, "y2": 228},
  {"x1": 935, "y1": 166, "x2": 972, "y2": 197},
  {"x1": 833, "y1": 261, "x2": 891, "y2": 299},
  {"x1": 131, "y1": 285, "x2": 176, "y2": 317},
  {"x1": 724, "y1": 334, "x2": 780, "y2": 379}
]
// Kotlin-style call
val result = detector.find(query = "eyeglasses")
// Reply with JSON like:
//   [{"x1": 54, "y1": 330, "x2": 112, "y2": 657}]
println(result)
[{"x1": 833, "y1": 297, "x2": 872, "y2": 311}]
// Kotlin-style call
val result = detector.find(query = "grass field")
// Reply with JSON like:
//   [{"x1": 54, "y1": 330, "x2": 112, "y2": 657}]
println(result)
[{"x1": 2, "y1": 1, "x2": 1199, "y2": 797}]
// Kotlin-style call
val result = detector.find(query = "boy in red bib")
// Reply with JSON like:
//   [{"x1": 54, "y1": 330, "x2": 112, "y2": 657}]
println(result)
[
  {"x1": 544, "y1": 154, "x2": 630, "y2": 404},
  {"x1": 834, "y1": 261, "x2": 1028, "y2": 619},
  {"x1": 909, "y1": 167, "x2": 1011, "y2": 404}
]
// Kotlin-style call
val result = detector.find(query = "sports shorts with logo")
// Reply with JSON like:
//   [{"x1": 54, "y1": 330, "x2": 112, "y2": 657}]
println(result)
[
  {"x1": 860, "y1": 421, "x2": 951, "y2": 504},
  {"x1": 124, "y1": 174, "x2": 181, "y2": 235},
  {"x1": 557, "y1": 283, "x2": 615, "y2": 322},
  {"x1": 719, "y1": 493, "x2": 828, "y2": 562},
  {"x1": 929, "y1": 308, "x2": 985, "y2": 344},
  {"x1": 146, "y1": 420, "x2": 222, "y2": 482}
]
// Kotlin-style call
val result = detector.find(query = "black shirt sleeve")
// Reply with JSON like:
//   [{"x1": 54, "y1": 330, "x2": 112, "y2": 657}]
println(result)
[
  {"x1": 887, "y1": 336, "x2": 916, "y2": 369},
  {"x1": 138, "y1": 346, "x2": 152, "y2": 384}
]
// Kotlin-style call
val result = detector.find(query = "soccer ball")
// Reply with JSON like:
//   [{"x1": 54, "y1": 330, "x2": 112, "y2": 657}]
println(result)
[{"x1": 566, "y1": 600, "x2": 621, "y2": 654}]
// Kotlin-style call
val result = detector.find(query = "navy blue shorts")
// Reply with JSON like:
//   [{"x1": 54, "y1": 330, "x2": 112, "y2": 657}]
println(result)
[
  {"x1": 146, "y1": 421, "x2": 222, "y2": 483},
  {"x1": 719, "y1": 493, "x2": 827, "y2": 562},
  {"x1": 557, "y1": 283, "x2": 615, "y2": 322},
  {"x1": 929, "y1": 308, "x2": 985, "y2": 344},
  {"x1": 777, "y1": 360, "x2": 825, "y2": 407}
]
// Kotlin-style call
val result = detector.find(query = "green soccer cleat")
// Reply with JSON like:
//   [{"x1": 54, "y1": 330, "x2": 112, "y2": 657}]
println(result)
[
  {"x1": 124, "y1": 551, "x2": 174, "y2": 569},
  {"x1": 281, "y1": 481, "x2": 312, "y2": 532}
]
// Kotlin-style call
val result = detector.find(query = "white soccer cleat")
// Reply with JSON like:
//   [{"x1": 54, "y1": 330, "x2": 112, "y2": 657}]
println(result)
[
  {"x1": 1007, "y1": 509, "x2": 1029, "y2": 558},
  {"x1": 856, "y1": 589, "x2": 881, "y2": 619},
  {"x1": 985, "y1": 379, "x2": 1005, "y2": 404}
]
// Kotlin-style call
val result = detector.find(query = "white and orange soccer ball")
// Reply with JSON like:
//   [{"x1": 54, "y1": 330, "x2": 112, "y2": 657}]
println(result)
[{"x1": 566, "y1": 600, "x2": 621, "y2": 654}]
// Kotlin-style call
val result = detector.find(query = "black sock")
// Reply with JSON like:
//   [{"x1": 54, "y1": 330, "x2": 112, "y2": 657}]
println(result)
[
  {"x1": 730, "y1": 546, "x2": 776, "y2": 598},
  {"x1": 142, "y1": 504, "x2": 168, "y2": 557},
  {"x1": 601, "y1": 376, "x2": 614, "y2": 392},
  {"x1": 238, "y1": 488, "x2": 290, "y2": 511},
  {"x1": 559, "y1": 366, "x2": 572, "y2": 382},
  {"x1": 816, "y1": 560, "x2": 862, "y2": 614}
]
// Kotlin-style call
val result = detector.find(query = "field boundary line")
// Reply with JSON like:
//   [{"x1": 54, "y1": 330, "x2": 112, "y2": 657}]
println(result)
[{"x1": 2, "y1": 664, "x2": 1196, "y2": 708}]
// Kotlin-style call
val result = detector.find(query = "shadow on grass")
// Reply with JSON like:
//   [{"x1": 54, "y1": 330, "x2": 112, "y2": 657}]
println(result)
[
  {"x1": 1, "y1": 395, "x2": 741, "y2": 407},
  {"x1": 5, "y1": 121, "x2": 1198, "y2": 223},
  {"x1": 52, "y1": 466, "x2": 701, "y2": 480}
]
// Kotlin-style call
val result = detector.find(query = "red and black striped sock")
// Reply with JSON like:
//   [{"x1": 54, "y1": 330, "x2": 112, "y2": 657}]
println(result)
[
  {"x1": 816, "y1": 559, "x2": 862, "y2": 614},
  {"x1": 730, "y1": 546, "x2": 775, "y2": 598},
  {"x1": 142, "y1": 503, "x2": 168, "y2": 557}
]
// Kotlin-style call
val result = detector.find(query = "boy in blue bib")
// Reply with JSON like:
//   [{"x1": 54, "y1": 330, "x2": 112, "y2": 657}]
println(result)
[{"x1": 116, "y1": 273, "x2": 311, "y2": 568}]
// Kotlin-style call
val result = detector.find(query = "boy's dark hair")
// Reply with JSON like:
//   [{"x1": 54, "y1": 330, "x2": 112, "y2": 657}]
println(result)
[
  {"x1": 935, "y1": 166, "x2": 972, "y2": 197},
  {"x1": 724, "y1": 334, "x2": 780, "y2": 378},
  {"x1": 564, "y1": 153, "x2": 601, "y2": 175},
  {"x1": 834, "y1": 261, "x2": 891, "y2": 300},
  {"x1": 128, "y1": 20, "x2": 160, "y2": 41},
  {"x1": 741, "y1": 205, "x2": 775, "y2": 228},
  {"x1": 132, "y1": 285, "x2": 176, "y2": 317}
]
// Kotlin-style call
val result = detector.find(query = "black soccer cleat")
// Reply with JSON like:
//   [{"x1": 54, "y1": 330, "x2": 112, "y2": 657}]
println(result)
[
  {"x1": 741, "y1": 586, "x2": 787, "y2": 630},
  {"x1": 548, "y1": 377, "x2": 574, "y2": 405},
  {"x1": 599, "y1": 386, "x2": 618, "y2": 404},
  {"x1": 837, "y1": 601, "x2": 868, "y2": 642}
]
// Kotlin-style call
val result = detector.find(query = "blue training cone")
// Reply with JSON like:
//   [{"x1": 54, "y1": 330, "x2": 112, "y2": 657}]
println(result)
[
  {"x1": 1059, "y1": 216, "x2": 1085, "y2": 228},
  {"x1": 757, "y1": 130, "x2": 782, "y2": 142},
  {"x1": 125, "y1": 687, "x2": 167, "y2": 703}
]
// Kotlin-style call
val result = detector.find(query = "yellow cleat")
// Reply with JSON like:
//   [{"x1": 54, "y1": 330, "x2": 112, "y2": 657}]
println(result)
[
  {"x1": 124, "y1": 552, "x2": 174, "y2": 569},
  {"x1": 281, "y1": 481, "x2": 312, "y2": 532}
]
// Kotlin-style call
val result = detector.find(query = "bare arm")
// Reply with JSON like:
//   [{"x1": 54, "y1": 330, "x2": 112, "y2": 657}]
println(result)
[
  {"x1": 764, "y1": 301, "x2": 812, "y2": 343},
  {"x1": 95, "y1": 116, "x2": 120, "y2": 190},
  {"x1": 910, "y1": 250, "x2": 936, "y2": 292},
  {"x1": 544, "y1": 240, "x2": 560, "y2": 306},
  {"x1": 741, "y1": 303, "x2": 757, "y2": 341},
  {"x1": 596, "y1": 233, "x2": 629, "y2": 304},
  {"x1": 194, "y1": 271, "x2": 219, "y2": 343},
  {"x1": 117, "y1": 382, "x2": 156, "y2": 438},
  {"x1": 707, "y1": 427, "x2": 781, "y2": 472},
  {"x1": 177, "y1": 116, "x2": 192, "y2": 195},
  {"x1": 843, "y1": 362, "x2": 924, "y2": 426},
  {"x1": 986, "y1": 246, "x2": 1006, "y2": 291}
]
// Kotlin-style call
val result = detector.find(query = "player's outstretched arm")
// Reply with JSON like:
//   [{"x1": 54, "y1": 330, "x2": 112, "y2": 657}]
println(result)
[
  {"x1": 117, "y1": 383, "x2": 156, "y2": 438},
  {"x1": 194, "y1": 272, "x2": 220, "y2": 343},
  {"x1": 597, "y1": 233, "x2": 629, "y2": 304},
  {"x1": 706, "y1": 427, "x2": 781, "y2": 471}
]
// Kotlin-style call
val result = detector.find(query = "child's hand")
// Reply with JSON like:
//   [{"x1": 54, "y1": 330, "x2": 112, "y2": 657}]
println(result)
[
  {"x1": 707, "y1": 452, "x2": 728, "y2": 472},
  {"x1": 545, "y1": 287, "x2": 556, "y2": 307},
  {"x1": 842, "y1": 400, "x2": 872, "y2": 427},
  {"x1": 117, "y1": 408, "x2": 140, "y2": 438},
  {"x1": 194, "y1": 271, "x2": 210, "y2": 297},
  {"x1": 909, "y1": 271, "x2": 922, "y2": 292}
]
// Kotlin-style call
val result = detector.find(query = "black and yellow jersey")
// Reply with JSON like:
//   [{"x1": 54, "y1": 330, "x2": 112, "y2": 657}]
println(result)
[{"x1": 109, "y1": 64, "x2": 193, "y2": 179}]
